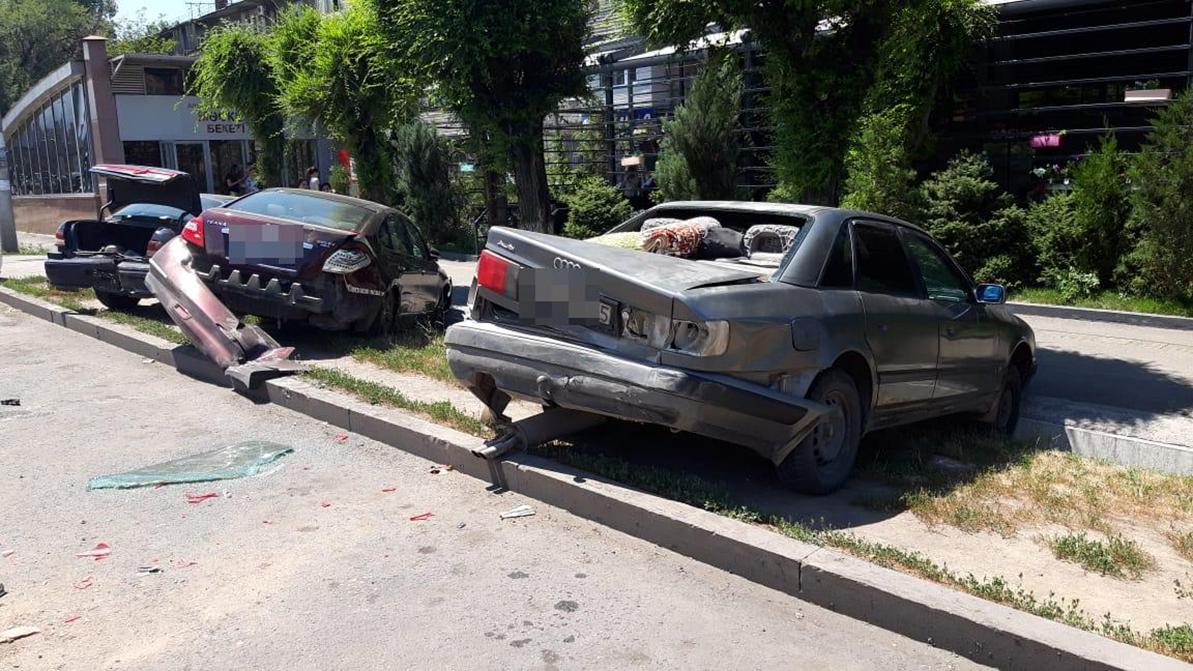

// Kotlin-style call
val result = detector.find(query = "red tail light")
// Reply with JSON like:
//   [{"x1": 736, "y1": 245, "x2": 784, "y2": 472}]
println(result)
[
  {"x1": 146, "y1": 238, "x2": 162, "y2": 257},
  {"x1": 181, "y1": 215, "x2": 205, "y2": 247},
  {"x1": 477, "y1": 250, "x2": 510, "y2": 295},
  {"x1": 54, "y1": 223, "x2": 66, "y2": 248}
]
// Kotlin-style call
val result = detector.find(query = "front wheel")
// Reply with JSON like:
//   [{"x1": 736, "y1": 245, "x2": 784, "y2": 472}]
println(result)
[
  {"x1": 988, "y1": 367, "x2": 1023, "y2": 436},
  {"x1": 775, "y1": 369, "x2": 863, "y2": 495},
  {"x1": 95, "y1": 290, "x2": 140, "y2": 311}
]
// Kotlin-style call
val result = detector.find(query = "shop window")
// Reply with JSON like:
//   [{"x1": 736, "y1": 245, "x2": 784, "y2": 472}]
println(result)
[
  {"x1": 123, "y1": 141, "x2": 163, "y2": 167},
  {"x1": 145, "y1": 68, "x2": 184, "y2": 96}
]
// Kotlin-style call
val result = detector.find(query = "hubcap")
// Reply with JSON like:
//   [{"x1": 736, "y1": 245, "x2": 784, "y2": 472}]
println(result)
[{"x1": 812, "y1": 391, "x2": 848, "y2": 466}]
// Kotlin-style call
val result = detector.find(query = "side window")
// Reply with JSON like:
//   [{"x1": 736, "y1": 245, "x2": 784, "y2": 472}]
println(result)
[
  {"x1": 904, "y1": 233, "x2": 971, "y2": 303},
  {"x1": 378, "y1": 217, "x2": 410, "y2": 256},
  {"x1": 852, "y1": 223, "x2": 918, "y2": 296},
  {"x1": 398, "y1": 216, "x2": 428, "y2": 260},
  {"x1": 819, "y1": 225, "x2": 854, "y2": 289}
]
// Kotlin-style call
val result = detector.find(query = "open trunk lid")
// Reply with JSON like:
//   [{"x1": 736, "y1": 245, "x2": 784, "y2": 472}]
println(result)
[
  {"x1": 92, "y1": 164, "x2": 202, "y2": 217},
  {"x1": 198, "y1": 208, "x2": 356, "y2": 278}
]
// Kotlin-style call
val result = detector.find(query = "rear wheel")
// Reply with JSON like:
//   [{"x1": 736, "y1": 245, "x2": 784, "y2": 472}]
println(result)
[
  {"x1": 775, "y1": 369, "x2": 862, "y2": 495},
  {"x1": 95, "y1": 290, "x2": 139, "y2": 311},
  {"x1": 354, "y1": 290, "x2": 396, "y2": 338}
]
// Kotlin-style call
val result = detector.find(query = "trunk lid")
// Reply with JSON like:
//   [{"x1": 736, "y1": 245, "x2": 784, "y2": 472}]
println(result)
[
  {"x1": 92, "y1": 164, "x2": 202, "y2": 216},
  {"x1": 484, "y1": 227, "x2": 760, "y2": 318},
  {"x1": 199, "y1": 208, "x2": 355, "y2": 278}
]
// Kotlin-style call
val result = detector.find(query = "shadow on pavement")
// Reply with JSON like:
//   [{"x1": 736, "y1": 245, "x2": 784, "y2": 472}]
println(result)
[{"x1": 1030, "y1": 347, "x2": 1193, "y2": 417}]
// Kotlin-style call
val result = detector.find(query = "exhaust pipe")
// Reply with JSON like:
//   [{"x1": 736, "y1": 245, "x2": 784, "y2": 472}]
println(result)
[{"x1": 473, "y1": 408, "x2": 606, "y2": 460}]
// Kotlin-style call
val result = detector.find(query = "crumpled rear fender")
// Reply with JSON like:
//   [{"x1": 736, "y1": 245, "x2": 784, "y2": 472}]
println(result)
[{"x1": 147, "y1": 236, "x2": 303, "y2": 387}]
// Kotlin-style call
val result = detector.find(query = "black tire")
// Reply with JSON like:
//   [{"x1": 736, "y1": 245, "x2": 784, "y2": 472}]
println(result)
[
  {"x1": 775, "y1": 369, "x2": 863, "y2": 495},
  {"x1": 989, "y1": 367, "x2": 1023, "y2": 436},
  {"x1": 95, "y1": 290, "x2": 139, "y2": 311}
]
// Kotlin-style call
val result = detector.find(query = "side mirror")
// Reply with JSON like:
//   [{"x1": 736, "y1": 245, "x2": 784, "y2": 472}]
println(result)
[
  {"x1": 428, "y1": 246, "x2": 441, "y2": 261},
  {"x1": 975, "y1": 283, "x2": 1006, "y2": 305}
]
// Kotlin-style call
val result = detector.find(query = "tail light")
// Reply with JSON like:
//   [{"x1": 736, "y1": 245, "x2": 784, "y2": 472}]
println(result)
[
  {"x1": 477, "y1": 250, "x2": 510, "y2": 295},
  {"x1": 322, "y1": 244, "x2": 372, "y2": 274},
  {"x1": 54, "y1": 223, "x2": 66, "y2": 248},
  {"x1": 146, "y1": 238, "x2": 162, "y2": 257},
  {"x1": 181, "y1": 215, "x2": 205, "y2": 247}
]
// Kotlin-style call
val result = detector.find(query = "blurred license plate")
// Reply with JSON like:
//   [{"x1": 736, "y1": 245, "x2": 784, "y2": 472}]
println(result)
[{"x1": 227, "y1": 225, "x2": 304, "y2": 265}]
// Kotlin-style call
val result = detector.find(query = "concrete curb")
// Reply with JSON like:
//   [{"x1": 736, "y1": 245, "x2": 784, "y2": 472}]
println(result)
[
  {"x1": 1018, "y1": 416, "x2": 1193, "y2": 476},
  {"x1": 1009, "y1": 301, "x2": 1193, "y2": 331},
  {"x1": 0, "y1": 285, "x2": 1185, "y2": 671}
]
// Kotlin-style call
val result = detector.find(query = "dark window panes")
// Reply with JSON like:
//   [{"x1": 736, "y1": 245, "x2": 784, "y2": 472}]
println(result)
[
  {"x1": 905, "y1": 234, "x2": 970, "y2": 303},
  {"x1": 820, "y1": 225, "x2": 854, "y2": 288},
  {"x1": 398, "y1": 216, "x2": 427, "y2": 259},
  {"x1": 123, "y1": 141, "x2": 162, "y2": 167},
  {"x1": 853, "y1": 224, "x2": 918, "y2": 296},
  {"x1": 379, "y1": 217, "x2": 410, "y2": 255},
  {"x1": 145, "y1": 68, "x2": 184, "y2": 95}
]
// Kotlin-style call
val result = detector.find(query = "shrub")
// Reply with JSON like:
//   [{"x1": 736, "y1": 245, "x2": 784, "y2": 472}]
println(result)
[
  {"x1": 391, "y1": 120, "x2": 461, "y2": 243},
  {"x1": 1026, "y1": 192, "x2": 1082, "y2": 283},
  {"x1": 562, "y1": 177, "x2": 631, "y2": 239},
  {"x1": 328, "y1": 164, "x2": 351, "y2": 194},
  {"x1": 1127, "y1": 89, "x2": 1193, "y2": 301},
  {"x1": 841, "y1": 105, "x2": 920, "y2": 221},
  {"x1": 1070, "y1": 135, "x2": 1132, "y2": 286},
  {"x1": 1054, "y1": 268, "x2": 1101, "y2": 303},
  {"x1": 919, "y1": 152, "x2": 1033, "y2": 286},
  {"x1": 654, "y1": 54, "x2": 742, "y2": 201}
]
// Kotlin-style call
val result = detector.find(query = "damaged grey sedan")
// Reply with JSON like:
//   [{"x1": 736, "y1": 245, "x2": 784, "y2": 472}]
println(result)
[{"x1": 446, "y1": 202, "x2": 1037, "y2": 494}]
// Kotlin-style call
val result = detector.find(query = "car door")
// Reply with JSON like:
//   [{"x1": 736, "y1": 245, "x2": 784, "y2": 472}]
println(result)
[
  {"x1": 394, "y1": 214, "x2": 441, "y2": 313},
  {"x1": 902, "y1": 231, "x2": 1000, "y2": 404},
  {"x1": 851, "y1": 221, "x2": 940, "y2": 409},
  {"x1": 373, "y1": 215, "x2": 421, "y2": 314}
]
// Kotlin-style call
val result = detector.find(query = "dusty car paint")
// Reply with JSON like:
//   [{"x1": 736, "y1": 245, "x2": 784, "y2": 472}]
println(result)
[{"x1": 146, "y1": 236, "x2": 304, "y2": 388}]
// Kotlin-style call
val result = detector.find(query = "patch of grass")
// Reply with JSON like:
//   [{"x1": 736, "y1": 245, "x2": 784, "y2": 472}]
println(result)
[
  {"x1": 1013, "y1": 287, "x2": 1193, "y2": 318},
  {"x1": 1172, "y1": 530, "x2": 1193, "y2": 563},
  {"x1": 0, "y1": 243, "x2": 50, "y2": 255},
  {"x1": 347, "y1": 331, "x2": 454, "y2": 384},
  {"x1": 532, "y1": 442, "x2": 1192, "y2": 663},
  {"x1": 1050, "y1": 532, "x2": 1154, "y2": 579},
  {"x1": 303, "y1": 366, "x2": 489, "y2": 437},
  {"x1": 1, "y1": 275, "x2": 92, "y2": 312},
  {"x1": 101, "y1": 310, "x2": 187, "y2": 345}
]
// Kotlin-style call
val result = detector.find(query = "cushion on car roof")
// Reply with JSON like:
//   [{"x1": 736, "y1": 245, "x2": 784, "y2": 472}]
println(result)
[
  {"x1": 695, "y1": 226, "x2": 745, "y2": 260},
  {"x1": 743, "y1": 224, "x2": 800, "y2": 255},
  {"x1": 641, "y1": 217, "x2": 720, "y2": 258},
  {"x1": 640, "y1": 217, "x2": 683, "y2": 232}
]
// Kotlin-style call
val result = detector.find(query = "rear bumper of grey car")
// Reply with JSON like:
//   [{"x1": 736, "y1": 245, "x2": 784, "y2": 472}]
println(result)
[{"x1": 445, "y1": 320, "x2": 829, "y2": 463}]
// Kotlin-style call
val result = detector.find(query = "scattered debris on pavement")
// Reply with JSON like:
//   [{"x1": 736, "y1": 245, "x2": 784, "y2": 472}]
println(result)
[
  {"x1": 173, "y1": 560, "x2": 197, "y2": 568},
  {"x1": 499, "y1": 505, "x2": 535, "y2": 520},
  {"x1": 320, "y1": 501, "x2": 331, "y2": 508},
  {"x1": 74, "y1": 576, "x2": 94, "y2": 590},
  {"x1": 2, "y1": 549, "x2": 13, "y2": 558},
  {"x1": 185, "y1": 492, "x2": 220, "y2": 504},
  {"x1": 409, "y1": 512, "x2": 434, "y2": 521},
  {"x1": 0, "y1": 626, "x2": 40, "y2": 644},
  {"x1": 381, "y1": 487, "x2": 396, "y2": 493},
  {"x1": 87, "y1": 441, "x2": 294, "y2": 490},
  {"x1": 262, "y1": 519, "x2": 274, "y2": 525},
  {"x1": 0, "y1": 398, "x2": 19, "y2": 406},
  {"x1": 429, "y1": 464, "x2": 453, "y2": 475},
  {"x1": 457, "y1": 522, "x2": 466, "y2": 529},
  {"x1": 76, "y1": 542, "x2": 111, "y2": 560},
  {"x1": 332, "y1": 433, "x2": 348, "y2": 443},
  {"x1": 137, "y1": 565, "x2": 163, "y2": 574},
  {"x1": 0, "y1": 582, "x2": 6, "y2": 599},
  {"x1": 64, "y1": 615, "x2": 81, "y2": 624},
  {"x1": 140, "y1": 358, "x2": 154, "y2": 364}
]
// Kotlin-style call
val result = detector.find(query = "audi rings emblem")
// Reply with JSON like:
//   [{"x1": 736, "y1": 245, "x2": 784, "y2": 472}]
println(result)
[{"x1": 553, "y1": 257, "x2": 582, "y2": 270}]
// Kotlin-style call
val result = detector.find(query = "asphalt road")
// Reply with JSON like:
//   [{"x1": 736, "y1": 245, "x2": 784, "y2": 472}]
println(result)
[{"x1": 0, "y1": 304, "x2": 982, "y2": 671}]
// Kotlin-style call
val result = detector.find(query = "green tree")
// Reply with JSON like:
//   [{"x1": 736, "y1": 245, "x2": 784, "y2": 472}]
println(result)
[
  {"x1": 622, "y1": 0, "x2": 993, "y2": 204},
  {"x1": 1025, "y1": 192, "x2": 1082, "y2": 284},
  {"x1": 189, "y1": 22, "x2": 286, "y2": 187},
  {"x1": 0, "y1": 0, "x2": 97, "y2": 115},
  {"x1": 392, "y1": 120, "x2": 461, "y2": 243},
  {"x1": 272, "y1": 3, "x2": 415, "y2": 203},
  {"x1": 562, "y1": 176, "x2": 632, "y2": 239},
  {"x1": 919, "y1": 151, "x2": 1032, "y2": 286},
  {"x1": 1126, "y1": 89, "x2": 1193, "y2": 301},
  {"x1": 654, "y1": 54, "x2": 742, "y2": 200},
  {"x1": 107, "y1": 9, "x2": 175, "y2": 57},
  {"x1": 375, "y1": 0, "x2": 590, "y2": 232},
  {"x1": 1069, "y1": 134, "x2": 1131, "y2": 286}
]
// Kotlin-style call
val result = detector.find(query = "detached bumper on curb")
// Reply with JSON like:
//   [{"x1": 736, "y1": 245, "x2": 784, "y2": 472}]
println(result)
[{"x1": 445, "y1": 320, "x2": 829, "y2": 463}]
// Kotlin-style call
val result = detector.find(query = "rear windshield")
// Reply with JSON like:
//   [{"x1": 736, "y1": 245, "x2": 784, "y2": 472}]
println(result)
[
  {"x1": 226, "y1": 191, "x2": 374, "y2": 232},
  {"x1": 111, "y1": 203, "x2": 187, "y2": 221}
]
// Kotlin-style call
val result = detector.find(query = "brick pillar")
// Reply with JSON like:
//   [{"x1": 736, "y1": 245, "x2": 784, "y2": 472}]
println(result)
[{"x1": 81, "y1": 36, "x2": 123, "y2": 205}]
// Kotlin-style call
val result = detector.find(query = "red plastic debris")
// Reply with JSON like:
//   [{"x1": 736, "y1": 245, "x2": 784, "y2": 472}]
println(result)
[
  {"x1": 320, "y1": 502, "x2": 331, "y2": 508},
  {"x1": 409, "y1": 512, "x2": 434, "y2": 521},
  {"x1": 262, "y1": 520, "x2": 274, "y2": 525},
  {"x1": 64, "y1": 615, "x2": 81, "y2": 624},
  {"x1": 185, "y1": 492, "x2": 220, "y2": 504},
  {"x1": 333, "y1": 433, "x2": 348, "y2": 443},
  {"x1": 381, "y1": 487, "x2": 396, "y2": 493},
  {"x1": 1, "y1": 550, "x2": 13, "y2": 558},
  {"x1": 74, "y1": 576, "x2": 94, "y2": 590},
  {"x1": 173, "y1": 560, "x2": 197, "y2": 568},
  {"x1": 76, "y1": 542, "x2": 111, "y2": 561}
]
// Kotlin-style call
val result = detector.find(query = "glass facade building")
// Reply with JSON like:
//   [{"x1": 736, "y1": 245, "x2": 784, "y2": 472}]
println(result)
[{"x1": 3, "y1": 81, "x2": 92, "y2": 196}]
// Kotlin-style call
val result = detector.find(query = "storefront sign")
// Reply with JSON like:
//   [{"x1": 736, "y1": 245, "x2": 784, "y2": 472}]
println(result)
[
  {"x1": 1030, "y1": 133, "x2": 1063, "y2": 149},
  {"x1": 116, "y1": 96, "x2": 257, "y2": 141}
]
